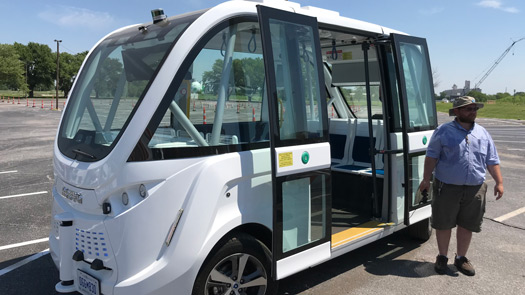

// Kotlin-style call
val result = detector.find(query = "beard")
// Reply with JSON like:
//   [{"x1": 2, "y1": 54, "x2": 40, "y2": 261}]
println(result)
[{"x1": 456, "y1": 114, "x2": 475, "y2": 124}]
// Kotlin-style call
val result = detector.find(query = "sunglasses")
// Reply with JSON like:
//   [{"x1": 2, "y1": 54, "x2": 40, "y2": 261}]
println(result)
[{"x1": 460, "y1": 106, "x2": 479, "y2": 112}]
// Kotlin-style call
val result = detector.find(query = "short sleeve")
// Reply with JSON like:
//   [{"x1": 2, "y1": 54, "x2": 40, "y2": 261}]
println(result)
[
  {"x1": 426, "y1": 128, "x2": 442, "y2": 159},
  {"x1": 485, "y1": 132, "x2": 500, "y2": 166}
]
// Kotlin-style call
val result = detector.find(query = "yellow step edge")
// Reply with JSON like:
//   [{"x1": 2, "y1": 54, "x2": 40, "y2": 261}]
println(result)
[{"x1": 331, "y1": 220, "x2": 390, "y2": 248}]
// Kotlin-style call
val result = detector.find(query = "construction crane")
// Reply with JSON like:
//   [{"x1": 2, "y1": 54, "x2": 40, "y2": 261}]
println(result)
[{"x1": 474, "y1": 37, "x2": 524, "y2": 90}]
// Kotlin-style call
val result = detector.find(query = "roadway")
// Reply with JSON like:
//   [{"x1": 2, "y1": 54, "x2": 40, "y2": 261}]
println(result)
[{"x1": 0, "y1": 102, "x2": 523, "y2": 294}]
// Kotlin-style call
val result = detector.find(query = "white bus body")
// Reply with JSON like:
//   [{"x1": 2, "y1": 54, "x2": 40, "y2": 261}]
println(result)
[{"x1": 50, "y1": 1, "x2": 438, "y2": 294}]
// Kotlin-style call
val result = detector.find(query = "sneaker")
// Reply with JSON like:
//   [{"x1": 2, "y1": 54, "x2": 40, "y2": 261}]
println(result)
[
  {"x1": 434, "y1": 255, "x2": 448, "y2": 275},
  {"x1": 454, "y1": 255, "x2": 475, "y2": 276}
]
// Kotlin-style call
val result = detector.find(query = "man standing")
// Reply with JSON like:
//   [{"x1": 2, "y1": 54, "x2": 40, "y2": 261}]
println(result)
[{"x1": 419, "y1": 96, "x2": 504, "y2": 276}]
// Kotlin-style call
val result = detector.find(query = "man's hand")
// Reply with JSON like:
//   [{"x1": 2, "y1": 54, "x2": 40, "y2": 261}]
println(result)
[
  {"x1": 487, "y1": 164, "x2": 503, "y2": 200},
  {"x1": 494, "y1": 183, "x2": 504, "y2": 200},
  {"x1": 419, "y1": 157, "x2": 438, "y2": 195},
  {"x1": 419, "y1": 179, "x2": 431, "y2": 194}
]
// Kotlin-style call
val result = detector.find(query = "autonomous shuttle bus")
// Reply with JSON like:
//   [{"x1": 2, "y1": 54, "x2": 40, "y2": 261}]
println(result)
[{"x1": 50, "y1": 0, "x2": 437, "y2": 294}]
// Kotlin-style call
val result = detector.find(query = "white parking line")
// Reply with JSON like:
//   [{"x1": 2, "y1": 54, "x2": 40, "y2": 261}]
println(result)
[
  {"x1": 494, "y1": 207, "x2": 525, "y2": 222},
  {"x1": 0, "y1": 170, "x2": 18, "y2": 175},
  {"x1": 0, "y1": 191, "x2": 48, "y2": 200},
  {"x1": 0, "y1": 249, "x2": 49, "y2": 277},
  {"x1": 0, "y1": 237, "x2": 49, "y2": 251}
]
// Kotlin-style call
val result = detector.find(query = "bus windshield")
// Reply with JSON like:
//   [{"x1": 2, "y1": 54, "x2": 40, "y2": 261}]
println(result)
[{"x1": 57, "y1": 11, "x2": 203, "y2": 162}]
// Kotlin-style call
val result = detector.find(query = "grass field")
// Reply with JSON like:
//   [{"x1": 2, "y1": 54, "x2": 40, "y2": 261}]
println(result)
[{"x1": 435, "y1": 101, "x2": 524, "y2": 120}]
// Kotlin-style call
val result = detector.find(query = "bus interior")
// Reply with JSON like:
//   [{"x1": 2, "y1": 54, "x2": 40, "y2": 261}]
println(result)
[{"x1": 321, "y1": 29, "x2": 389, "y2": 240}]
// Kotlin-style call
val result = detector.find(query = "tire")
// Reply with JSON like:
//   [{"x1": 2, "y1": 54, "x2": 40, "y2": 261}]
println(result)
[
  {"x1": 407, "y1": 218, "x2": 432, "y2": 242},
  {"x1": 192, "y1": 233, "x2": 276, "y2": 295}
]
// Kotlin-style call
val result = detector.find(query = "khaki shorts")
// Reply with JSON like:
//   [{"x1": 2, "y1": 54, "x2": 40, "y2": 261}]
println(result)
[{"x1": 431, "y1": 178, "x2": 487, "y2": 233}]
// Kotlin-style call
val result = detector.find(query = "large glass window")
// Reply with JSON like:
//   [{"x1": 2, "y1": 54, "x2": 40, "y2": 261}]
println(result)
[
  {"x1": 281, "y1": 173, "x2": 327, "y2": 252},
  {"x1": 327, "y1": 44, "x2": 383, "y2": 120},
  {"x1": 135, "y1": 20, "x2": 269, "y2": 160},
  {"x1": 58, "y1": 13, "x2": 200, "y2": 161},
  {"x1": 266, "y1": 19, "x2": 324, "y2": 142},
  {"x1": 398, "y1": 42, "x2": 436, "y2": 130},
  {"x1": 339, "y1": 84, "x2": 382, "y2": 119}
]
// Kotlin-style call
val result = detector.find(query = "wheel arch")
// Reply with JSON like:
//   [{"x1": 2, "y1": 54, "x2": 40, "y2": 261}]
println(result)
[
  {"x1": 191, "y1": 223, "x2": 275, "y2": 294},
  {"x1": 200, "y1": 222, "x2": 272, "y2": 270}
]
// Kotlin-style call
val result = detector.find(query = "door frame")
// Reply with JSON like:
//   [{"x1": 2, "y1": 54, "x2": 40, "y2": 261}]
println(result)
[
  {"x1": 257, "y1": 5, "x2": 332, "y2": 280},
  {"x1": 390, "y1": 33, "x2": 436, "y2": 226}
]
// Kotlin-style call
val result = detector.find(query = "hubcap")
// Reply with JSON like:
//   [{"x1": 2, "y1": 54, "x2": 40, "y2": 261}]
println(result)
[{"x1": 205, "y1": 253, "x2": 268, "y2": 295}]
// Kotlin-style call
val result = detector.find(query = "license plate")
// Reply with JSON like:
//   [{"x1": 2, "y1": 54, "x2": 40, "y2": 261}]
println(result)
[{"x1": 77, "y1": 270, "x2": 100, "y2": 295}]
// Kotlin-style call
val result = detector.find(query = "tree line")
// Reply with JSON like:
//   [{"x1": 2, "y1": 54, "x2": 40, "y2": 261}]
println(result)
[
  {"x1": 437, "y1": 90, "x2": 525, "y2": 103},
  {"x1": 0, "y1": 42, "x2": 87, "y2": 98},
  {"x1": 3, "y1": 42, "x2": 522, "y2": 104}
]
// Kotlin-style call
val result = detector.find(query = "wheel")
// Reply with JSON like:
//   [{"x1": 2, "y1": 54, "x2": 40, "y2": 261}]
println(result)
[
  {"x1": 407, "y1": 218, "x2": 432, "y2": 241},
  {"x1": 192, "y1": 233, "x2": 276, "y2": 295}
]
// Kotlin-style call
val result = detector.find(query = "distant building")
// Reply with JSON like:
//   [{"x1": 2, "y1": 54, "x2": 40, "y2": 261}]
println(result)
[{"x1": 442, "y1": 80, "x2": 481, "y2": 100}]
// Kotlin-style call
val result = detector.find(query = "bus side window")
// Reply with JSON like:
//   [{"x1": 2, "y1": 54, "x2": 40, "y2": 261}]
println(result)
[
  {"x1": 326, "y1": 43, "x2": 383, "y2": 120},
  {"x1": 147, "y1": 20, "x2": 269, "y2": 154}
]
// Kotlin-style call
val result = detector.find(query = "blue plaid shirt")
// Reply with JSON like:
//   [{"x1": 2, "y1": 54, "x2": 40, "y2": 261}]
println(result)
[{"x1": 426, "y1": 119, "x2": 500, "y2": 186}]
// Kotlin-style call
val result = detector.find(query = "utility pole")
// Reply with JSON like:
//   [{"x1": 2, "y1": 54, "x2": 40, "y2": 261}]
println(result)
[{"x1": 54, "y1": 39, "x2": 62, "y2": 110}]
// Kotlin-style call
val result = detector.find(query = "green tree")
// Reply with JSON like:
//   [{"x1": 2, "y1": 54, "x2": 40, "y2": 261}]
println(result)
[
  {"x1": 0, "y1": 44, "x2": 28, "y2": 92},
  {"x1": 495, "y1": 92, "x2": 511, "y2": 100},
  {"x1": 13, "y1": 42, "x2": 31, "y2": 93},
  {"x1": 235, "y1": 57, "x2": 264, "y2": 100},
  {"x1": 202, "y1": 57, "x2": 264, "y2": 99},
  {"x1": 202, "y1": 59, "x2": 224, "y2": 95},
  {"x1": 93, "y1": 57, "x2": 123, "y2": 98},
  {"x1": 126, "y1": 80, "x2": 148, "y2": 98},
  {"x1": 59, "y1": 51, "x2": 87, "y2": 97},
  {"x1": 466, "y1": 90, "x2": 489, "y2": 102},
  {"x1": 15, "y1": 42, "x2": 55, "y2": 97}
]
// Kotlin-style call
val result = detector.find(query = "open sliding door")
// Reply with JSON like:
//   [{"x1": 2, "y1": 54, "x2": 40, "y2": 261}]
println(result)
[
  {"x1": 390, "y1": 34, "x2": 437, "y2": 226},
  {"x1": 257, "y1": 6, "x2": 332, "y2": 280}
]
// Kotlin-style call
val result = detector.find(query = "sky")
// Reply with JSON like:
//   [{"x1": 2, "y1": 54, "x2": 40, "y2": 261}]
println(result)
[{"x1": 1, "y1": 0, "x2": 523, "y2": 95}]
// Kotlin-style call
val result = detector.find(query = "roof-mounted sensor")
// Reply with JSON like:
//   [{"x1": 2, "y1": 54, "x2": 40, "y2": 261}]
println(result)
[{"x1": 151, "y1": 8, "x2": 167, "y2": 23}]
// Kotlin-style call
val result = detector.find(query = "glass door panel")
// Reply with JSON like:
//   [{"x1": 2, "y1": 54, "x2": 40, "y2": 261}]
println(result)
[
  {"x1": 391, "y1": 34, "x2": 436, "y2": 225},
  {"x1": 258, "y1": 5, "x2": 331, "y2": 279},
  {"x1": 281, "y1": 173, "x2": 328, "y2": 253}
]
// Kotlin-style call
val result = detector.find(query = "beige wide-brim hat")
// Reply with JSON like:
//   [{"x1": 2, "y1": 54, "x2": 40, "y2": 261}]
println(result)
[{"x1": 449, "y1": 96, "x2": 484, "y2": 116}]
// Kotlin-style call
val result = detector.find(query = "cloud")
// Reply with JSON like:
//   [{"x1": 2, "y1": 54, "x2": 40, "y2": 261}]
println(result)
[
  {"x1": 477, "y1": 0, "x2": 519, "y2": 13},
  {"x1": 38, "y1": 5, "x2": 117, "y2": 30},
  {"x1": 419, "y1": 7, "x2": 445, "y2": 15}
]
